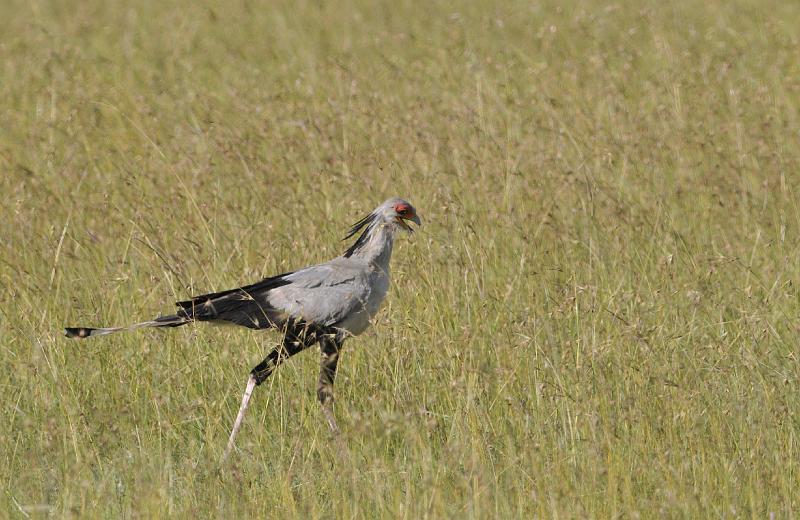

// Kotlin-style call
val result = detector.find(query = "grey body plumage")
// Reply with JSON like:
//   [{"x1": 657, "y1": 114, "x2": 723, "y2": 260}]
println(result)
[{"x1": 64, "y1": 197, "x2": 421, "y2": 457}]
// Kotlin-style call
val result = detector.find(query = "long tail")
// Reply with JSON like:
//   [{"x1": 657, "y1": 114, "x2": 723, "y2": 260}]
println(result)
[{"x1": 64, "y1": 314, "x2": 188, "y2": 339}]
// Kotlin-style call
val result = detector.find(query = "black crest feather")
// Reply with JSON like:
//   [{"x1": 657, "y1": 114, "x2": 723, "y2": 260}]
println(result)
[{"x1": 342, "y1": 212, "x2": 377, "y2": 258}]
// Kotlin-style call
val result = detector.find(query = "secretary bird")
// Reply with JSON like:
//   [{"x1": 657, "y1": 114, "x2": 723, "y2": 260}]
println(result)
[{"x1": 64, "y1": 197, "x2": 420, "y2": 458}]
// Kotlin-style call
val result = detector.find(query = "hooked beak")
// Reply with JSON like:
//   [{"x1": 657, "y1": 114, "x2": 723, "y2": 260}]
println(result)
[{"x1": 397, "y1": 213, "x2": 422, "y2": 232}]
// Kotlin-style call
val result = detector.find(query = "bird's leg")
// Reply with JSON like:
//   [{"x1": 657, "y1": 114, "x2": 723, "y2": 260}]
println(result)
[
  {"x1": 317, "y1": 334, "x2": 343, "y2": 434},
  {"x1": 224, "y1": 373, "x2": 256, "y2": 461},
  {"x1": 223, "y1": 326, "x2": 312, "y2": 460}
]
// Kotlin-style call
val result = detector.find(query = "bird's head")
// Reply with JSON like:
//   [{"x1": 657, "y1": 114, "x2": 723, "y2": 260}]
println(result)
[
  {"x1": 376, "y1": 197, "x2": 421, "y2": 233},
  {"x1": 342, "y1": 198, "x2": 421, "y2": 257}
]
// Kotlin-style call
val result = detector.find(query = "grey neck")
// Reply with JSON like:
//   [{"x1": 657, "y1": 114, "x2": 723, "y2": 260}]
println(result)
[{"x1": 347, "y1": 223, "x2": 395, "y2": 267}]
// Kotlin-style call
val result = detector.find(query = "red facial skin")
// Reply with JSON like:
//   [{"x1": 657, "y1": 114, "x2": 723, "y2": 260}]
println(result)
[{"x1": 394, "y1": 203, "x2": 415, "y2": 219}]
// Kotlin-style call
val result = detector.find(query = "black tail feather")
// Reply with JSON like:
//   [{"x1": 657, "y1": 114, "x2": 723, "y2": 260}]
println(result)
[
  {"x1": 63, "y1": 314, "x2": 189, "y2": 339},
  {"x1": 64, "y1": 273, "x2": 295, "y2": 339},
  {"x1": 64, "y1": 327, "x2": 97, "y2": 339}
]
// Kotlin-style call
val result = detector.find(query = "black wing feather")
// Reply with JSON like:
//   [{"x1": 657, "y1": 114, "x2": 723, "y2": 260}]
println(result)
[{"x1": 175, "y1": 272, "x2": 294, "y2": 329}]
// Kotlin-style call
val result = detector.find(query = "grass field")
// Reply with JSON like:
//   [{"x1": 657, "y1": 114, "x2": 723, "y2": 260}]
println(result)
[{"x1": 2, "y1": 0, "x2": 800, "y2": 516}]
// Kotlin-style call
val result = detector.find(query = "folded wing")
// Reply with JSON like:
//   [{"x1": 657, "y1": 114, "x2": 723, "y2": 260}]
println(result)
[
  {"x1": 176, "y1": 260, "x2": 369, "y2": 331},
  {"x1": 175, "y1": 272, "x2": 295, "y2": 329}
]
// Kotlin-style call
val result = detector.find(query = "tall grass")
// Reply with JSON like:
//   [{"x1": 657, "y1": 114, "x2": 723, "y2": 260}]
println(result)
[{"x1": 2, "y1": 0, "x2": 799, "y2": 516}]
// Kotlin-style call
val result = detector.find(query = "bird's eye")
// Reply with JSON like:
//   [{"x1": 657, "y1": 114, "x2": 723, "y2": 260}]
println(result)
[{"x1": 396, "y1": 206, "x2": 409, "y2": 216}]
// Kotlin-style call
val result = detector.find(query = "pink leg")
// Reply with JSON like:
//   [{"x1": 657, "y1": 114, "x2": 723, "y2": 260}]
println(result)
[{"x1": 223, "y1": 374, "x2": 257, "y2": 460}]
